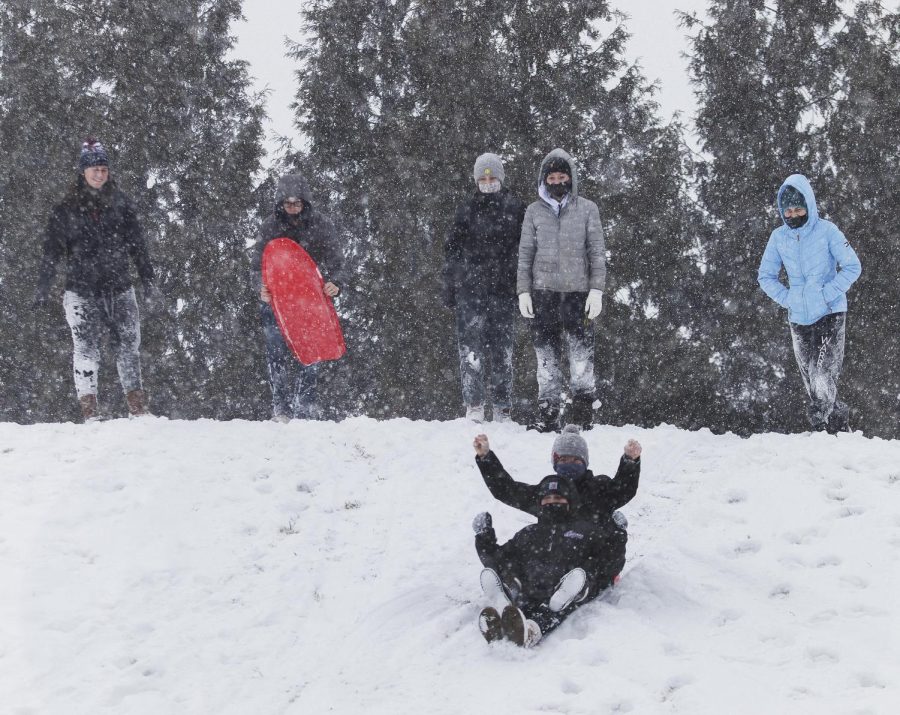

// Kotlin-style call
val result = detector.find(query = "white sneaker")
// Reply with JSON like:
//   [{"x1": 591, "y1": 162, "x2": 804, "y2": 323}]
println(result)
[
  {"x1": 500, "y1": 605, "x2": 542, "y2": 648},
  {"x1": 480, "y1": 568, "x2": 513, "y2": 610},
  {"x1": 466, "y1": 405, "x2": 485, "y2": 423},
  {"x1": 549, "y1": 567, "x2": 588, "y2": 612}
]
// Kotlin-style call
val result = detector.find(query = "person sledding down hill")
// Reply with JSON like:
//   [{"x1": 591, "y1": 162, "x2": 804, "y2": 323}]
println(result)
[{"x1": 471, "y1": 427, "x2": 641, "y2": 647}]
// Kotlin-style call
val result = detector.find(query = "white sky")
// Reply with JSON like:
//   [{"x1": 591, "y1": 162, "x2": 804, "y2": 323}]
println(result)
[{"x1": 233, "y1": 1, "x2": 710, "y2": 156}]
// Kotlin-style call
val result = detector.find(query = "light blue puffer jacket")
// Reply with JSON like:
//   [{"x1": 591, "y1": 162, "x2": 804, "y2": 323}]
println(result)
[{"x1": 757, "y1": 174, "x2": 861, "y2": 326}]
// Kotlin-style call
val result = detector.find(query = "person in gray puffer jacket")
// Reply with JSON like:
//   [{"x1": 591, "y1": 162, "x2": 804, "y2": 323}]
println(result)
[
  {"x1": 517, "y1": 149, "x2": 606, "y2": 432},
  {"x1": 249, "y1": 174, "x2": 346, "y2": 421}
]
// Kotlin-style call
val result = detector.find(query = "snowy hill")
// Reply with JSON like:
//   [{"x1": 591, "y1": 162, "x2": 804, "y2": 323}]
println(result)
[{"x1": 2, "y1": 418, "x2": 899, "y2": 714}]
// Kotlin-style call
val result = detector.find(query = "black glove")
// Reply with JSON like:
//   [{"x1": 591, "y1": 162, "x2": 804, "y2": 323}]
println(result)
[
  {"x1": 472, "y1": 511, "x2": 492, "y2": 535},
  {"x1": 143, "y1": 283, "x2": 165, "y2": 313},
  {"x1": 31, "y1": 291, "x2": 49, "y2": 312}
]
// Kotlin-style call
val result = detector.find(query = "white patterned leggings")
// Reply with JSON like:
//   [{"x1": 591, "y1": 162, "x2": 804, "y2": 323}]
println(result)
[{"x1": 63, "y1": 288, "x2": 142, "y2": 398}]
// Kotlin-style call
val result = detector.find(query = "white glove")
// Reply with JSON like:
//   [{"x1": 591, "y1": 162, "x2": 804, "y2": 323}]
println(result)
[
  {"x1": 518, "y1": 292, "x2": 534, "y2": 319},
  {"x1": 585, "y1": 289, "x2": 603, "y2": 320}
]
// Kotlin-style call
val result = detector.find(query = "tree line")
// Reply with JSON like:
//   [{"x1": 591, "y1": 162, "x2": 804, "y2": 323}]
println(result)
[{"x1": 1, "y1": 0, "x2": 897, "y2": 438}]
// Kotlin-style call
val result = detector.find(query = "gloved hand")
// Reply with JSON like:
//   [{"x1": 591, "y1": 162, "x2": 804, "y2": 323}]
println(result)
[
  {"x1": 472, "y1": 511, "x2": 493, "y2": 535},
  {"x1": 31, "y1": 291, "x2": 49, "y2": 312},
  {"x1": 585, "y1": 289, "x2": 603, "y2": 320},
  {"x1": 518, "y1": 292, "x2": 534, "y2": 319},
  {"x1": 143, "y1": 283, "x2": 165, "y2": 313}
]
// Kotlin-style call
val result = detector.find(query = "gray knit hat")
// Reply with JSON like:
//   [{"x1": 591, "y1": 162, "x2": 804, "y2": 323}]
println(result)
[
  {"x1": 473, "y1": 153, "x2": 505, "y2": 184},
  {"x1": 551, "y1": 425, "x2": 589, "y2": 466}
]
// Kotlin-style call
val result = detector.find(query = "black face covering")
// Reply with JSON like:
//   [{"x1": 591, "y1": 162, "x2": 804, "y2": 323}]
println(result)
[
  {"x1": 546, "y1": 181, "x2": 571, "y2": 200},
  {"x1": 785, "y1": 214, "x2": 808, "y2": 229},
  {"x1": 540, "y1": 503, "x2": 569, "y2": 524}
]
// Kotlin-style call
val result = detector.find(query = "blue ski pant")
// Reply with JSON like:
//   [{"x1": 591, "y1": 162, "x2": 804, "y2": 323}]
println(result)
[{"x1": 260, "y1": 303, "x2": 319, "y2": 419}]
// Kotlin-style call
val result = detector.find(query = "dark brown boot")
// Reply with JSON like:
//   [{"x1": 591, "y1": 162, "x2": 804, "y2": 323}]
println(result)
[
  {"x1": 79, "y1": 394, "x2": 98, "y2": 422},
  {"x1": 125, "y1": 389, "x2": 149, "y2": 416}
]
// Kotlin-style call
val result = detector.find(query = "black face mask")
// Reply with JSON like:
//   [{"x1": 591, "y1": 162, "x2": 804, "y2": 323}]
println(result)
[
  {"x1": 540, "y1": 503, "x2": 570, "y2": 524},
  {"x1": 546, "y1": 181, "x2": 571, "y2": 200},
  {"x1": 785, "y1": 214, "x2": 808, "y2": 229}
]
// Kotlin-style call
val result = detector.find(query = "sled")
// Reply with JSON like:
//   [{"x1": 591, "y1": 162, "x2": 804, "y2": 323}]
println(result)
[{"x1": 261, "y1": 237, "x2": 346, "y2": 366}]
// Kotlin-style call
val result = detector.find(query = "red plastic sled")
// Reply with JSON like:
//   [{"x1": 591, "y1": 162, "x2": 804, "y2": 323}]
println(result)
[{"x1": 261, "y1": 238, "x2": 346, "y2": 366}]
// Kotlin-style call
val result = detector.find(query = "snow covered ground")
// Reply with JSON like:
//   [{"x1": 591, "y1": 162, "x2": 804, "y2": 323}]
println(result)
[{"x1": 2, "y1": 417, "x2": 899, "y2": 714}]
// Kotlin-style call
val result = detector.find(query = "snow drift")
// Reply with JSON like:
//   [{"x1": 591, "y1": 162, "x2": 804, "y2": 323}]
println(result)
[{"x1": 2, "y1": 417, "x2": 898, "y2": 714}]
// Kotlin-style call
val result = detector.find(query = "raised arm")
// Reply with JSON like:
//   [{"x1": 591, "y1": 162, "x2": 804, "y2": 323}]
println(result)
[{"x1": 473, "y1": 434, "x2": 540, "y2": 517}]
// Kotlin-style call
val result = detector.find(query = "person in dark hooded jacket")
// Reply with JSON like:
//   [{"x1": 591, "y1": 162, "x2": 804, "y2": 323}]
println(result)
[
  {"x1": 757, "y1": 174, "x2": 862, "y2": 433},
  {"x1": 34, "y1": 138, "x2": 158, "y2": 421},
  {"x1": 249, "y1": 174, "x2": 345, "y2": 421},
  {"x1": 472, "y1": 475, "x2": 626, "y2": 647},
  {"x1": 443, "y1": 153, "x2": 526, "y2": 422}
]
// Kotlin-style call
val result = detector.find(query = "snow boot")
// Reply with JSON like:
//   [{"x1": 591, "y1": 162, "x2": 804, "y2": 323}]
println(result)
[
  {"x1": 478, "y1": 607, "x2": 503, "y2": 643},
  {"x1": 826, "y1": 407, "x2": 850, "y2": 434},
  {"x1": 480, "y1": 568, "x2": 514, "y2": 611},
  {"x1": 79, "y1": 394, "x2": 98, "y2": 423},
  {"x1": 466, "y1": 404, "x2": 485, "y2": 423},
  {"x1": 528, "y1": 401, "x2": 559, "y2": 433},
  {"x1": 125, "y1": 389, "x2": 148, "y2": 417},
  {"x1": 549, "y1": 568, "x2": 588, "y2": 612},
  {"x1": 500, "y1": 605, "x2": 542, "y2": 648},
  {"x1": 567, "y1": 393, "x2": 595, "y2": 431}
]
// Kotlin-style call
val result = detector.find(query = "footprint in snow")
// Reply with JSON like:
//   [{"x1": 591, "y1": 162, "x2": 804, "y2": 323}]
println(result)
[
  {"x1": 559, "y1": 678, "x2": 582, "y2": 695},
  {"x1": 724, "y1": 489, "x2": 747, "y2": 504},
  {"x1": 824, "y1": 488, "x2": 848, "y2": 502},
  {"x1": 731, "y1": 539, "x2": 761, "y2": 556},
  {"x1": 660, "y1": 674, "x2": 693, "y2": 702},
  {"x1": 815, "y1": 554, "x2": 841, "y2": 568},
  {"x1": 769, "y1": 583, "x2": 791, "y2": 599},
  {"x1": 857, "y1": 672, "x2": 886, "y2": 689},
  {"x1": 835, "y1": 505, "x2": 865, "y2": 518},
  {"x1": 714, "y1": 609, "x2": 742, "y2": 626},
  {"x1": 806, "y1": 647, "x2": 839, "y2": 664}
]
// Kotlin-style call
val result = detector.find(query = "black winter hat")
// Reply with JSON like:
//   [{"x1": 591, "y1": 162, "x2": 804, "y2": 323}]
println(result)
[
  {"x1": 537, "y1": 475, "x2": 577, "y2": 504},
  {"x1": 780, "y1": 185, "x2": 807, "y2": 213},
  {"x1": 543, "y1": 157, "x2": 571, "y2": 180}
]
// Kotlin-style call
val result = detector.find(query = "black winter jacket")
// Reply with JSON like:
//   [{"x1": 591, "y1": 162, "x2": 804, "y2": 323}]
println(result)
[
  {"x1": 249, "y1": 175, "x2": 345, "y2": 294},
  {"x1": 443, "y1": 188, "x2": 526, "y2": 308},
  {"x1": 475, "y1": 451, "x2": 640, "y2": 533},
  {"x1": 37, "y1": 179, "x2": 154, "y2": 298},
  {"x1": 476, "y1": 509, "x2": 626, "y2": 600}
]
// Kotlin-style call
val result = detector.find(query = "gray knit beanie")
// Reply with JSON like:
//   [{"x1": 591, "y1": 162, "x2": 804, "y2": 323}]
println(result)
[
  {"x1": 473, "y1": 153, "x2": 505, "y2": 184},
  {"x1": 551, "y1": 425, "x2": 589, "y2": 466}
]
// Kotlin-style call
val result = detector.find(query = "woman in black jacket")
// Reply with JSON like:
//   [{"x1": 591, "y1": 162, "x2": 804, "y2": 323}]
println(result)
[{"x1": 35, "y1": 139, "x2": 156, "y2": 421}]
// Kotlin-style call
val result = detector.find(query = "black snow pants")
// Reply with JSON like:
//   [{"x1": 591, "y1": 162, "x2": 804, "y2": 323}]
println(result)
[
  {"x1": 454, "y1": 292, "x2": 514, "y2": 412},
  {"x1": 529, "y1": 290, "x2": 595, "y2": 406},
  {"x1": 789, "y1": 311, "x2": 848, "y2": 431}
]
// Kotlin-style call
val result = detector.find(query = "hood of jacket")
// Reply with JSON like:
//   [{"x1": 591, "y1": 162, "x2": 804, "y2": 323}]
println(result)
[
  {"x1": 776, "y1": 173, "x2": 819, "y2": 237},
  {"x1": 537, "y1": 148, "x2": 579, "y2": 200},
  {"x1": 274, "y1": 173, "x2": 313, "y2": 210}
]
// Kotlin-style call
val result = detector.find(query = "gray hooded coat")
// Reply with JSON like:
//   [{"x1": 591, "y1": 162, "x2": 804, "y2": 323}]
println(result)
[
  {"x1": 516, "y1": 149, "x2": 606, "y2": 295},
  {"x1": 249, "y1": 174, "x2": 345, "y2": 293}
]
